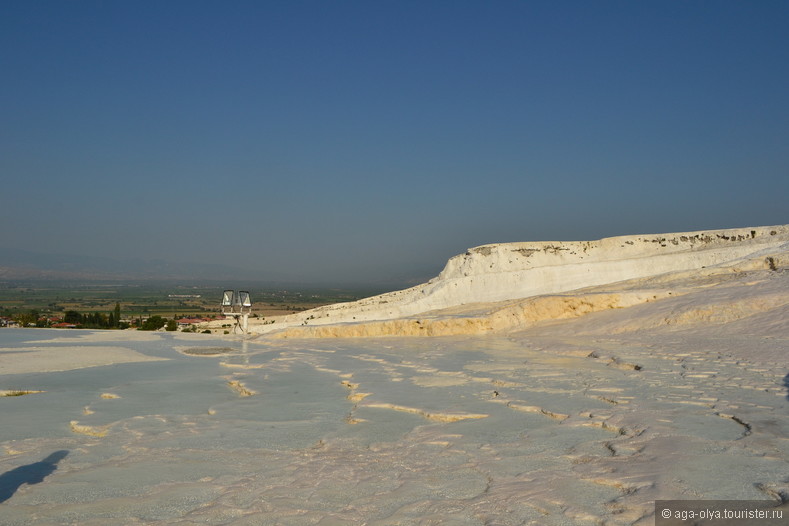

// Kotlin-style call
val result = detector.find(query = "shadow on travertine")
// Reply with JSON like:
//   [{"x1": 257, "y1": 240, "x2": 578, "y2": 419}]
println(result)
[
  {"x1": 784, "y1": 374, "x2": 789, "y2": 402},
  {"x1": 0, "y1": 450, "x2": 68, "y2": 503}
]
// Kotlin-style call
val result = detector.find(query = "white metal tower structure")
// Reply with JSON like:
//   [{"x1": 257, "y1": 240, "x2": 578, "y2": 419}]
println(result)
[{"x1": 221, "y1": 290, "x2": 252, "y2": 334}]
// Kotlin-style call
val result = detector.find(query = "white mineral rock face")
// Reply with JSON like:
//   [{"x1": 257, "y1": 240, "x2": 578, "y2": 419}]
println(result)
[{"x1": 246, "y1": 224, "x2": 789, "y2": 335}]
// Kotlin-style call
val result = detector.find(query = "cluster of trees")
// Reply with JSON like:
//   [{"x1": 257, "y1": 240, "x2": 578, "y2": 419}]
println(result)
[
  {"x1": 4, "y1": 304, "x2": 212, "y2": 333},
  {"x1": 6, "y1": 309, "x2": 45, "y2": 328},
  {"x1": 62, "y1": 308, "x2": 178, "y2": 331},
  {"x1": 139, "y1": 315, "x2": 172, "y2": 331},
  {"x1": 63, "y1": 303, "x2": 126, "y2": 329}
]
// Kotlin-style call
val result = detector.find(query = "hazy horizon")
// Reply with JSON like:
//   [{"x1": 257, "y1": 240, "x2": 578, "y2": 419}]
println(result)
[{"x1": 2, "y1": 1, "x2": 787, "y2": 284}]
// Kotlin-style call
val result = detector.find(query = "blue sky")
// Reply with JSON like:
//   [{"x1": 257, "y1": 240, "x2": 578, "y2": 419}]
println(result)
[{"x1": 2, "y1": 1, "x2": 787, "y2": 285}]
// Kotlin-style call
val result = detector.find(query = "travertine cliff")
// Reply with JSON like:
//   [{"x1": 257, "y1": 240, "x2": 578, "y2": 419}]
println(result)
[{"x1": 235, "y1": 224, "x2": 789, "y2": 337}]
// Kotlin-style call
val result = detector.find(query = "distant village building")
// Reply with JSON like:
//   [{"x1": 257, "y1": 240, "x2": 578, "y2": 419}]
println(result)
[{"x1": 176, "y1": 317, "x2": 211, "y2": 327}]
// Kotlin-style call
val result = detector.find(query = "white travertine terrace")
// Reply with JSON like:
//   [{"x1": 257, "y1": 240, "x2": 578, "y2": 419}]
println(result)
[{"x1": 242, "y1": 224, "x2": 789, "y2": 336}]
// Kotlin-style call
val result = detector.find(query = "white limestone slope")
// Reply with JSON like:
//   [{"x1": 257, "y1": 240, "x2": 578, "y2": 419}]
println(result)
[{"x1": 244, "y1": 224, "x2": 789, "y2": 336}]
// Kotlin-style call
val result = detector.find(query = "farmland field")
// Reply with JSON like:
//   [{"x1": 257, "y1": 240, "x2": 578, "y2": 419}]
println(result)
[{"x1": 0, "y1": 281, "x2": 384, "y2": 327}]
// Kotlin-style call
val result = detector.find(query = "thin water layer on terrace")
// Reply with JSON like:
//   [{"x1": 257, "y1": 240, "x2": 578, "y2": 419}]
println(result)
[{"x1": 1, "y1": 328, "x2": 788, "y2": 525}]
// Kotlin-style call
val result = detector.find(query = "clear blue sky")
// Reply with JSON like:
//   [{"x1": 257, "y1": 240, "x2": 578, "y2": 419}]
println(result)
[{"x1": 2, "y1": 1, "x2": 787, "y2": 285}]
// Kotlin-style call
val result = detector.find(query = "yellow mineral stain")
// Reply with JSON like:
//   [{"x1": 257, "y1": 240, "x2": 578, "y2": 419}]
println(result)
[
  {"x1": 363, "y1": 402, "x2": 488, "y2": 422},
  {"x1": 70, "y1": 421, "x2": 109, "y2": 437},
  {"x1": 227, "y1": 380, "x2": 256, "y2": 397}
]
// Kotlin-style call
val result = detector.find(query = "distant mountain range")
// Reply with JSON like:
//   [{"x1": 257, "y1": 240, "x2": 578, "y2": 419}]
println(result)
[{"x1": 0, "y1": 247, "x2": 267, "y2": 283}]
